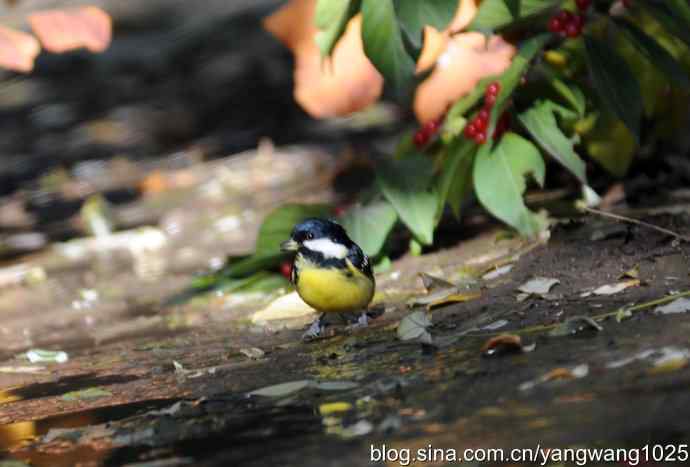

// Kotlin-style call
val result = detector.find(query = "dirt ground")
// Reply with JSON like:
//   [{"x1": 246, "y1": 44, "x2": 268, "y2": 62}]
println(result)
[{"x1": 1, "y1": 207, "x2": 689, "y2": 466}]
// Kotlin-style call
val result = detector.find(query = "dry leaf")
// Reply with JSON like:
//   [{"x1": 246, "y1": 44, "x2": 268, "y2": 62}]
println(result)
[
  {"x1": 591, "y1": 279, "x2": 640, "y2": 296},
  {"x1": 29, "y1": 6, "x2": 112, "y2": 53},
  {"x1": 654, "y1": 297, "x2": 690, "y2": 315},
  {"x1": 397, "y1": 310, "x2": 432, "y2": 344},
  {"x1": 519, "y1": 364, "x2": 589, "y2": 391},
  {"x1": 0, "y1": 25, "x2": 40, "y2": 72},
  {"x1": 517, "y1": 277, "x2": 560, "y2": 296},
  {"x1": 481, "y1": 334, "x2": 535, "y2": 357}
]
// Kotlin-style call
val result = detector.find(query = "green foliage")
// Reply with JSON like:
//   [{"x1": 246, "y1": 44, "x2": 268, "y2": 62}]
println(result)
[
  {"x1": 474, "y1": 133, "x2": 547, "y2": 238},
  {"x1": 227, "y1": 0, "x2": 690, "y2": 282},
  {"x1": 469, "y1": 0, "x2": 560, "y2": 33},
  {"x1": 361, "y1": 0, "x2": 418, "y2": 98},
  {"x1": 377, "y1": 152, "x2": 438, "y2": 245},
  {"x1": 340, "y1": 201, "x2": 398, "y2": 256},
  {"x1": 518, "y1": 100, "x2": 587, "y2": 184},
  {"x1": 212, "y1": 203, "x2": 331, "y2": 280},
  {"x1": 315, "y1": 0, "x2": 361, "y2": 57},
  {"x1": 583, "y1": 34, "x2": 643, "y2": 141}
]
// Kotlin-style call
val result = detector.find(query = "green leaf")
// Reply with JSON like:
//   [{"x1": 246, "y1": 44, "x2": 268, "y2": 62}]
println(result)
[
  {"x1": 584, "y1": 112, "x2": 637, "y2": 178},
  {"x1": 315, "y1": 0, "x2": 361, "y2": 58},
  {"x1": 377, "y1": 153, "x2": 437, "y2": 245},
  {"x1": 226, "y1": 204, "x2": 331, "y2": 278},
  {"x1": 638, "y1": 0, "x2": 690, "y2": 49},
  {"x1": 613, "y1": 18, "x2": 690, "y2": 90},
  {"x1": 393, "y1": 0, "x2": 458, "y2": 49},
  {"x1": 469, "y1": 0, "x2": 560, "y2": 33},
  {"x1": 583, "y1": 34, "x2": 642, "y2": 142},
  {"x1": 474, "y1": 133, "x2": 547, "y2": 237},
  {"x1": 518, "y1": 100, "x2": 587, "y2": 184},
  {"x1": 340, "y1": 201, "x2": 398, "y2": 257},
  {"x1": 361, "y1": 0, "x2": 417, "y2": 98},
  {"x1": 541, "y1": 67, "x2": 586, "y2": 117},
  {"x1": 437, "y1": 138, "x2": 476, "y2": 219},
  {"x1": 485, "y1": 34, "x2": 551, "y2": 138}
]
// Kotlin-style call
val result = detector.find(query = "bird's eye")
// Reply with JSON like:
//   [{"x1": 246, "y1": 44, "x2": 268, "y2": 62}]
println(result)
[{"x1": 306, "y1": 232, "x2": 314, "y2": 240}]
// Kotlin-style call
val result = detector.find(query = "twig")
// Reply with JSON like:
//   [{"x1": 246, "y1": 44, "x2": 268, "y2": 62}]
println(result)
[{"x1": 578, "y1": 203, "x2": 690, "y2": 243}]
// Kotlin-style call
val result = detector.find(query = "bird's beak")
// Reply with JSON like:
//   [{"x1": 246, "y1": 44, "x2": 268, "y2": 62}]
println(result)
[{"x1": 280, "y1": 239, "x2": 299, "y2": 252}]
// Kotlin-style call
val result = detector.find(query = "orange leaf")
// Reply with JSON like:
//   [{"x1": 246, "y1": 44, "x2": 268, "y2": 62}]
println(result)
[
  {"x1": 0, "y1": 25, "x2": 40, "y2": 72},
  {"x1": 29, "y1": 6, "x2": 112, "y2": 54},
  {"x1": 264, "y1": 0, "x2": 382, "y2": 118}
]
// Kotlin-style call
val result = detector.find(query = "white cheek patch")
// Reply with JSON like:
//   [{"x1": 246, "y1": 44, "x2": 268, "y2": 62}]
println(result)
[{"x1": 303, "y1": 238, "x2": 348, "y2": 259}]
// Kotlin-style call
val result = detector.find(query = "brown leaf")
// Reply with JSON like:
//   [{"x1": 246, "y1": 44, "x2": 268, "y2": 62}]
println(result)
[
  {"x1": 29, "y1": 6, "x2": 112, "y2": 54},
  {"x1": 481, "y1": 334, "x2": 535, "y2": 357},
  {"x1": 0, "y1": 25, "x2": 40, "y2": 72},
  {"x1": 263, "y1": 0, "x2": 382, "y2": 118}
]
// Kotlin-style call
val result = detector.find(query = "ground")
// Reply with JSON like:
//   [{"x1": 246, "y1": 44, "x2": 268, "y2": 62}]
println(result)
[{"x1": 1, "y1": 1, "x2": 690, "y2": 466}]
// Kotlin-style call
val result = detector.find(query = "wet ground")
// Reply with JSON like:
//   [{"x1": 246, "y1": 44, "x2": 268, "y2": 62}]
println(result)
[{"x1": 1, "y1": 1, "x2": 690, "y2": 466}]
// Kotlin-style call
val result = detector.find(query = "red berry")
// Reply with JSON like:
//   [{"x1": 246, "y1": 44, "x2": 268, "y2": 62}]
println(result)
[
  {"x1": 548, "y1": 17, "x2": 563, "y2": 33},
  {"x1": 413, "y1": 129, "x2": 429, "y2": 148},
  {"x1": 477, "y1": 108, "x2": 490, "y2": 122},
  {"x1": 565, "y1": 22, "x2": 580, "y2": 38},
  {"x1": 463, "y1": 122, "x2": 478, "y2": 139},
  {"x1": 557, "y1": 10, "x2": 573, "y2": 23},
  {"x1": 486, "y1": 82, "x2": 501, "y2": 97},
  {"x1": 484, "y1": 93, "x2": 497, "y2": 107},
  {"x1": 573, "y1": 14, "x2": 585, "y2": 29},
  {"x1": 575, "y1": 0, "x2": 591, "y2": 12},
  {"x1": 622, "y1": 0, "x2": 632, "y2": 8},
  {"x1": 474, "y1": 116, "x2": 487, "y2": 132},
  {"x1": 280, "y1": 262, "x2": 292, "y2": 279},
  {"x1": 333, "y1": 205, "x2": 347, "y2": 217},
  {"x1": 474, "y1": 132, "x2": 487, "y2": 145},
  {"x1": 423, "y1": 119, "x2": 440, "y2": 135}
]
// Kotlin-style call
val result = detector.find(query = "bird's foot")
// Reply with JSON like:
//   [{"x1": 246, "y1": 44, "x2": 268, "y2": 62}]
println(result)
[
  {"x1": 302, "y1": 315, "x2": 326, "y2": 341},
  {"x1": 344, "y1": 311, "x2": 369, "y2": 333}
]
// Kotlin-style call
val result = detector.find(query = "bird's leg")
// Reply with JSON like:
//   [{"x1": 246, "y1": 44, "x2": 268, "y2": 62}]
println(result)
[
  {"x1": 345, "y1": 310, "x2": 369, "y2": 332},
  {"x1": 302, "y1": 313, "x2": 326, "y2": 341}
]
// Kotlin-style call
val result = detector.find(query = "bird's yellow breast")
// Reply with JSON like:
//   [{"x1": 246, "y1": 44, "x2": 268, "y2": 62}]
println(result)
[{"x1": 295, "y1": 258, "x2": 374, "y2": 313}]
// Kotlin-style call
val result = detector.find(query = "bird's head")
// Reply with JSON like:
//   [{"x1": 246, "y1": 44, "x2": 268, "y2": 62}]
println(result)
[{"x1": 280, "y1": 218, "x2": 353, "y2": 259}]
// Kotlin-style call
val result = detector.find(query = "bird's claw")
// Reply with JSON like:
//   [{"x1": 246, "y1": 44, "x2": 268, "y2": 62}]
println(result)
[
  {"x1": 302, "y1": 317, "x2": 326, "y2": 341},
  {"x1": 345, "y1": 312, "x2": 369, "y2": 332}
]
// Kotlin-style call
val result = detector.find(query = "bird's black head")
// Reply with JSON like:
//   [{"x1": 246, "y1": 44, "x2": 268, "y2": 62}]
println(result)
[{"x1": 280, "y1": 218, "x2": 353, "y2": 253}]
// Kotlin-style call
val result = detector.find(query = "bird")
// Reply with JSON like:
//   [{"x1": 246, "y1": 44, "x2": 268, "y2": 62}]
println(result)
[{"x1": 280, "y1": 218, "x2": 375, "y2": 339}]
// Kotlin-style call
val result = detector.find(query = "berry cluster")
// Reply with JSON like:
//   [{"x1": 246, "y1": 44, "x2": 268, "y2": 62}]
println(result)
[
  {"x1": 413, "y1": 117, "x2": 442, "y2": 149},
  {"x1": 463, "y1": 81, "x2": 509, "y2": 144},
  {"x1": 548, "y1": 8, "x2": 586, "y2": 38}
]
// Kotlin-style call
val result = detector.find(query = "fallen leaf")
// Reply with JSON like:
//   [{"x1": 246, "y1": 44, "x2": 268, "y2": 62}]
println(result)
[
  {"x1": 548, "y1": 316, "x2": 603, "y2": 337},
  {"x1": 62, "y1": 387, "x2": 112, "y2": 401},
  {"x1": 29, "y1": 6, "x2": 112, "y2": 53},
  {"x1": 607, "y1": 347, "x2": 690, "y2": 370},
  {"x1": 249, "y1": 380, "x2": 312, "y2": 398},
  {"x1": 619, "y1": 265, "x2": 639, "y2": 279},
  {"x1": 655, "y1": 297, "x2": 690, "y2": 315},
  {"x1": 25, "y1": 349, "x2": 68, "y2": 364},
  {"x1": 420, "y1": 272, "x2": 455, "y2": 291},
  {"x1": 517, "y1": 277, "x2": 560, "y2": 296},
  {"x1": 481, "y1": 334, "x2": 535, "y2": 357},
  {"x1": 239, "y1": 347, "x2": 265, "y2": 359},
  {"x1": 591, "y1": 279, "x2": 640, "y2": 296},
  {"x1": 480, "y1": 319, "x2": 509, "y2": 331},
  {"x1": 319, "y1": 401, "x2": 352, "y2": 415},
  {"x1": 251, "y1": 291, "x2": 317, "y2": 324},
  {"x1": 0, "y1": 25, "x2": 40, "y2": 72},
  {"x1": 397, "y1": 311, "x2": 433, "y2": 344},
  {"x1": 519, "y1": 364, "x2": 589, "y2": 391},
  {"x1": 313, "y1": 381, "x2": 359, "y2": 391},
  {"x1": 481, "y1": 264, "x2": 513, "y2": 280}
]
